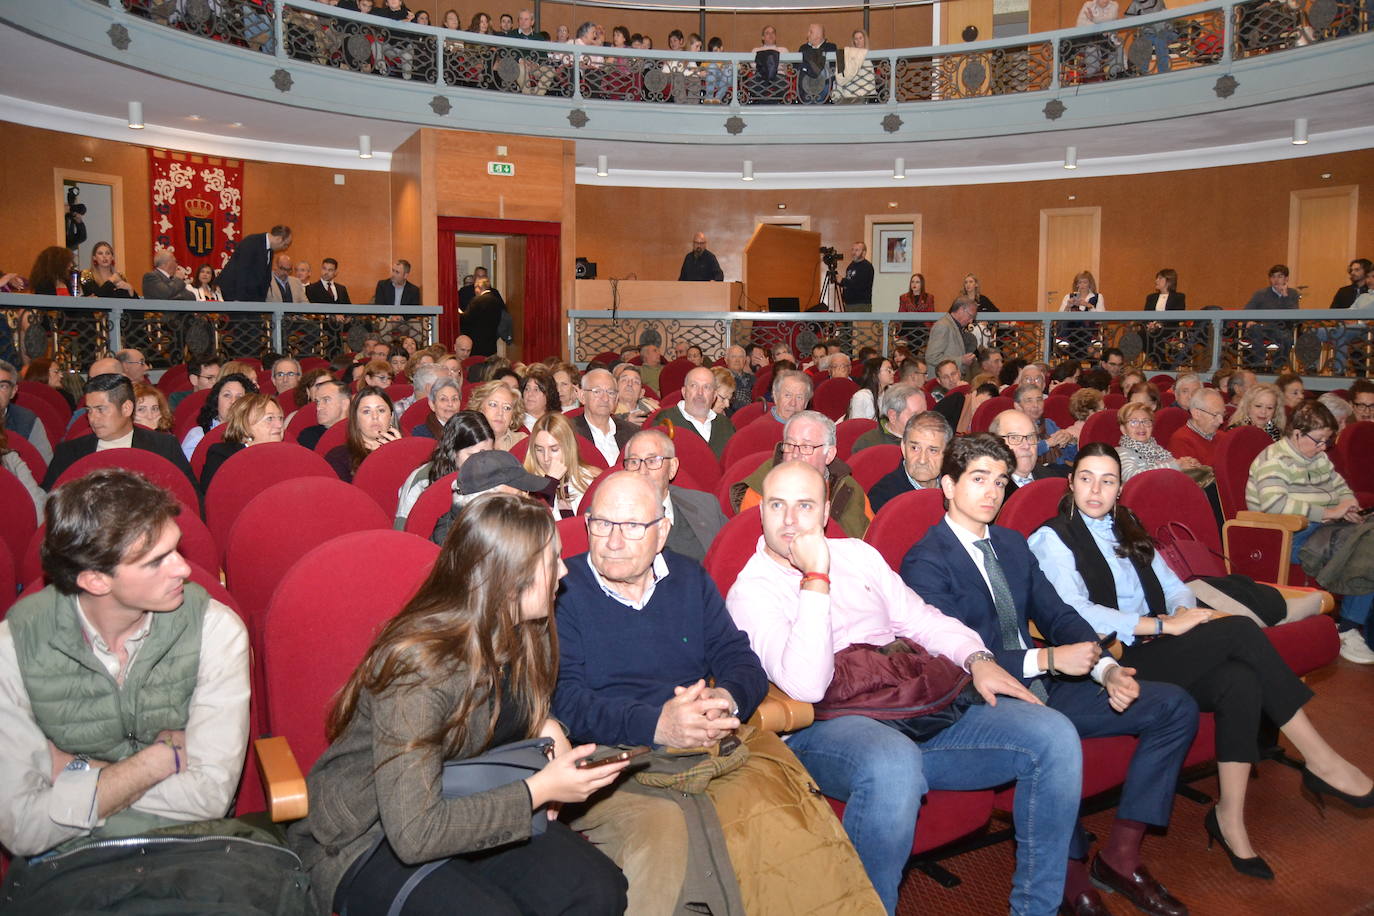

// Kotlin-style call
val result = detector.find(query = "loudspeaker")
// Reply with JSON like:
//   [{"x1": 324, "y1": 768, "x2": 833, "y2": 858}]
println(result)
[
  {"x1": 575, "y1": 257, "x2": 597, "y2": 279},
  {"x1": 768, "y1": 297, "x2": 801, "y2": 312}
]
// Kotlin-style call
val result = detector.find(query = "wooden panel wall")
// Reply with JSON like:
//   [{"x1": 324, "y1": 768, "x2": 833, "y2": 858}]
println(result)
[
  {"x1": 0, "y1": 122, "x2": 391, "y2": 295},
  {"x1": 575, "y1": 150, "x2": 1374, "y2": 313},
  {"x1": 1029, "y1": 0, "x2": 1209, "y2": 33}
]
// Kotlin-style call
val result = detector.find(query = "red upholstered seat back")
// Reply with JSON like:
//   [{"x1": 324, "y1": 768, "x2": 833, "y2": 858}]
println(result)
[
  {"x1": 1333, "y1": 421, "x2": 1374, "y2": 494},
  {"x1": 557, "y1": 515, "x2": 590, "y2": 559},
  {"x1": 1044, "y1": 395, "x2": 1073, "y2": 429},
  {"x1": 811, "y1": 378, "x2": 859, "y2": 421},
  {"x1": 1077, "y1": 410, "x2": 1121, "y2": 448},
  {"x1": 173, "y1": 389, "x2": 212, "y2": 439},
  {"x1": 1151, "y1": 406, "x2": 1189, "y2": 450},
  {"x1": 1120, "y1": 468, "x2": 1225, "y2": 579},
  {"x1": 721, "y1": 414, "x2": 784, "y2": 469},
  {"x1": 7, "y1": 434, "x2": 46, "y2": 482},
  {"x1": 284, "y1": 402, "x2": 318, "y2": 443},
  {"x1": 847, "y1": 444, "x2": 901, "y2": 493},
  {"x1": 155, "y1": 363, "x2": 190, "y2": 394},
  {"x1": 0, "y1": 538, "x2": 15, "y2": 619},
  {"x1": 18, "y1": 380, "x2": 72, "y2": 423},
  {"x1": 715, "y1": 450, "x2": 775, "y2": 516},
  {"x1": 704, "y1": 506, "x2": 846, "y2": 597},
  {"x1": 862, "y1": 488, "x2": 947, "y2": 572},
  {"x1": 655, "y1": 420, "x2": 723, "y2": 490},
  {"x1": 313, "y1": 421, "x2": 348, "y2": 456},
  {"x1": 731, "y1": 401, "x2": 767, "y2": 429},
  {"x1": 998, "y1": 478, "x2": 1069, "y2": 538},
  {"x1": 53, "y1": 448, "x2": 200, "y2": 517},
  {"x1": 189, "y1": 424, "x2": 227, "y2": 478},
  {"x1": 399, "y1": 399, "x2": 431, "y2": 434},
  {"x1": 63, "y1": 413, "x2": 93, "y2": 442},
  {"x1": 404, "y1": 472, "x2": 458, "y2": 539},
  {"x1": 656, "y1": 359, "x2": 695, "y2": 398},
  {"x1": 262, "y1": 531, "x2": 439, "y2": 774},
  {"x1": 969, "y1": 396, "x2": 1013, "y2": 433},
  {"x1": 0, "y1": 468, "x2": 39, "y2": 570},
  {"x1": 204, "y1": 442, "x2": 335, "y2": 558},
  {"x1": 352, "y1": 437, "x2": 436, "y2": 517},
  {"x1": 835, "y1": 418, "x2": 876, "y2": 460},
  {"x1": 1213, "y1": 425, "x2": 1274, "y2": 520}
]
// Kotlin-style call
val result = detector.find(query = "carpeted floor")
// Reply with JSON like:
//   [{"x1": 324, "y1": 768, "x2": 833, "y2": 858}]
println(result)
[{"x1": 896, "y1": 656, "x2": 1374, "y2": 916}]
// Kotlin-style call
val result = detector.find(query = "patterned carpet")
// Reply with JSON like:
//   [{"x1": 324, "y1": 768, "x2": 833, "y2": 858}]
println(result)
[{"x1": 896, "y1": 657, "x2": 1374, "y2": 916}]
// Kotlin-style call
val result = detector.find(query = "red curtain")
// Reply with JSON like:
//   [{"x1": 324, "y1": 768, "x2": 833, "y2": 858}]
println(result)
[{"x1": 436, "y1": 217, "x2": 561, "y2": 359}]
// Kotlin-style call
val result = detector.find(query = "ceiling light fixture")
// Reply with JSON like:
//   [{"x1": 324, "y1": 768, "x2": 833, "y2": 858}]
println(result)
[
  {"x1": 742, "y1": 160, "x2": 754, "y2": 181},
  {"x1": 127, "y1": 101, "x2": 144, "y2": 130},
  {"x1": 1063, "y1": 146, "x2": 1077, "y2": 170},
  {"x1": 777, "y1": 203, "x2": 786, "y2": 210},
  {"x1": 596, "y1": 154, "x2": 608, "y2": 177},
  {"x1": 358, "y1": 135, "x2": 373, "y2": 159},
  {"x1": 1320, "y1": 172, "x2": 1332, "y2": 179},
  {"x1": 893, "y1": 157, "x2": 906, "y2": 180},
  {"x1": 1292, "y1": 118, "x2": 1309, "y2": 145}
]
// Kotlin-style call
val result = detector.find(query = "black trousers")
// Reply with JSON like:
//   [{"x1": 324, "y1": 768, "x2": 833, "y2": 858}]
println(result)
[
  {"x1": 336, "y1": 821, "x2": 627, "y2": 916},
  {"x1": 1121, "y1": 615, "x2": 1313, "y2": 764}
]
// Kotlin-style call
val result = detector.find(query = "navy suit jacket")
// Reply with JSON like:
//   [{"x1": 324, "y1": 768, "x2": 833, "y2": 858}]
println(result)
[
  {"x1": 900, "y1": 519, "x2": 1097, "y2": 684},
  {"x1": 372, "y1": 280, "x2": 422, "y2": 307},
  {"x1": 217, "y1": 233, "x2": 272, "y2": 302}
]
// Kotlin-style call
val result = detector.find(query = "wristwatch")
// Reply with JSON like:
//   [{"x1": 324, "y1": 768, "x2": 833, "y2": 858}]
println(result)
[
  {"x1": 64, "y1": 754, "x2": 92, "y2": 773},
  {"x1": 964, "y1": 650, "x2": 996, "y2": 671}
]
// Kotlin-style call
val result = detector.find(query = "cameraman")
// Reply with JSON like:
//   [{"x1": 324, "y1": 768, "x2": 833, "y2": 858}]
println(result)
[
  {"x1": 840, "y1": 242, "x2": 873, "y2": 311},
  {"x1": 64, "y1": 187, "x2": 87, "y2": 252}
]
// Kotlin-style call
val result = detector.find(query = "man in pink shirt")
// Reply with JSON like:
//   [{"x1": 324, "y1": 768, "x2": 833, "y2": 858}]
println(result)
[{"x1": 725, "y1": 461, "x2": 1084, "y2": 916}]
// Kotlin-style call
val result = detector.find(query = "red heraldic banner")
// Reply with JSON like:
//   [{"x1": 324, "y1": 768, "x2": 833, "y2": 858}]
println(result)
[{"x1": 149, "y1": 148, "x2": 244, "y2": 270}]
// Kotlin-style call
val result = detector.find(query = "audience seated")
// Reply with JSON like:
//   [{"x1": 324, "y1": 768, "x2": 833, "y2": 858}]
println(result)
[
  {"x1": 411, "y1": 377, "x2": 462, "y2": 438},
  {"x1": 610, "y1": 364, "x2": 655, "y2": 424},
  {"x1": 524, "y1": 412, "x2": 600, "y2": 516},
  {"x1": 868, "y1": 410, "x2": 951, "y2": 512},
  {"x1": 1228, "y1": 381, "x2": 1284, "y2": 441},
  {"x1": 182, "y1": 372, "x2": 256, "y2": 460},
  {"x1": 1168, "y1": 387, "x2": 1227, "y2": 465},
  {"x1": 622, "y1": 428, "x2": 727, "y2": 562},
  {"x1": 722, "y1": 345, "x2": 754, "y2": 415},
  {"x1": 1015, "y1": 382, "x2": 1076, "y2": 467},
  {"x1": 468, "y1": 379, "x2": 527, "y2": 452},
  {"x1": 990, "y1": 409, "x2": 1069, "y2": 499},
  {"x1": 200, "y1": 393, "x2": 286, "y2": 489},
  {"x1": 297, "y1": 378, "x2": 350, "y2": 450},
  {"x1": 1116, "y1": 402, "x2": 1183, "y2": 482},
  {"x1": 850, "y1": 383, "x2": 924, "y2": 454},
  {"x1": 571, "y1": 368, "x2": 637, "y2": 465},
  {"x1": 430, "y1": 449, "x2": 550, "y2": 545},
  {"x1": 395, "y1": 410, "x2": 494, "y2": 526},
  {"x1": 0, "y1": 358, "x2": 52, "y2": 462},
  {"x1": 133, "y1": 382, "x2": 175, "y2": 433},
  {"x1": 522, "y1": 365, "x2": 562, "y2": 431},
  {"x1": 0, "y1": 424, "x2": 45, "y2": 522},
  {"x1": 326, "y1": 385, "x2": 399, "y2": 483},
  {"x1": 764, "y1": 369, "x2": 814, "y2": 425},
  {"x1": 44, "y1": 373, "x2": 197, "y2": 491},
  {"x1": 650, "y1": 366, "x2": 735, "y2": 458}
]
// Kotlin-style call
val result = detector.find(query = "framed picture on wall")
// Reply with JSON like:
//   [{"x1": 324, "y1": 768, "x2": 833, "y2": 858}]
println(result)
[{"x1": 877, "y1": 227, "x2": 913, "y2": 273}]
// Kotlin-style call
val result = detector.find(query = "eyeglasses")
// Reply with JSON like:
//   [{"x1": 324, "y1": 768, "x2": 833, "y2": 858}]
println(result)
[
  {"x1": 1126, "y1": 418, "x2": 1154, "y2": 427},
  {"x1": 1001, "y1": 433, "x2": 1033, "y2": 446},
  {"x1": 369, "y1": 374, "x2": 392, "y2": 382},
  {"x1": 121, "y1": 357, "x2": 148, "y2": 366},
  {"x1": 1354, "y1": 402, "x2": 1374, "y2": 414},
  {"x1": 624, "y1": 455, "x2": 668, "y2": 470},
  {"x1": 1192, "y1": 406, "x2": 1222, "y2": 419},
  {"x1": 586, "y1": 515, "x2": 665, "y2": 540},
  {"x1": 1019, "y1": 397, "x2": 1044, "y2": 406},
  {"x1": 274, "y1": 370, "x2": 300, "y2": 379},
  {"x1": 582, "y1": 386, "x2": 614, "y2": 398},
  {"x1": 1301, "y1": 432, "x2": 1331, "y2": 450},
  {"x1": 781, "y1": 441, "x2": 824, "y2": 455}
]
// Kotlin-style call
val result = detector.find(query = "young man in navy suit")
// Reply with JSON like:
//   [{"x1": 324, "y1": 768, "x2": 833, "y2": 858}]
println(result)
[{"x1": 902, "y1": 434, "x2": 1198, "y2": 916}]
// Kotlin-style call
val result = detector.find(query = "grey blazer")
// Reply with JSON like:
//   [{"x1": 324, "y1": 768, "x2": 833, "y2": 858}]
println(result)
[
  {"x1": 140, "y1": 269, "x2": 195, "y2": 301},
  {"x1": 666, "y1": 484, "x2": 728, "y2": 562},
  {"x1": 924, "y1": 313, "x2": 972, "y2": 378}
]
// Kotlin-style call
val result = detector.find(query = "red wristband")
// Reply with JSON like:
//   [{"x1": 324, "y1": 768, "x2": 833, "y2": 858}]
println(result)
[{"x1": 800, "y1": 572, "x2": 831, "y2": 586}]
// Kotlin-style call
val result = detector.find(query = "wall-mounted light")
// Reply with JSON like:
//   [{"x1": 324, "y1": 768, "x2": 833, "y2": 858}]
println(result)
[
  {"x1": 127, "y1": 101, "x2": 144, "y2": 130},
  {"x1": 1063, "y1": 146, "x2": 1078, "y2": 170},
  {"x1": 742, "y1": 160, "x2": 754, "y2": 181},
  {"x1": 596, "y1": 154, "x2": 608, "y2": 177},
  {"x1": 777, "y1": 203, "x2": 787, "y2": 210},
  {"x1": 358, "y1": 135, "x2": 373, "y2": 159},
  {"x1": 1320, "y1": 172, "x2": 1332, "y2": 180},
  {"x1": 893, "y1": 157, "x2": 906, "y2": 180},
  {"x1": 1292, "y1": 118, "x2": 1309, "y2": 145}
]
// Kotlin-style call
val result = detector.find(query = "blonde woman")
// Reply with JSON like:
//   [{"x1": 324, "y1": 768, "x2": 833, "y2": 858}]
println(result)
[
  {"x1": 1116, "y1": 402, "x2": 1181, "y2": 481},
  {"x1": 201, "y1": 392, "x2": 286, "y2": 488},
  {"x1": 469, "y1": 379, "x2": 527, "y2": 451},
  {"x1": 80, "y1": 241, "x2": 138, "y2": 298},
  {"x1": 1229, "y1": 382, "x2": 1284, "y2": 441},
  {"x1": 524, "y1": 412, "x2": 600, "y2": 517},
  {"x1": 1059, "y1": 270, "x2": 1105, "y2": 311},
  {"x1": 833, "y1": 29, "x2": 877, "y2": 102}
]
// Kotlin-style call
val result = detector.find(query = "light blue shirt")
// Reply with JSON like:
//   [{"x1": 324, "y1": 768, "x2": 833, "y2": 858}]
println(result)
[{"x1": 1028, "y1": 513, "x2": 1194, "y2": 646}]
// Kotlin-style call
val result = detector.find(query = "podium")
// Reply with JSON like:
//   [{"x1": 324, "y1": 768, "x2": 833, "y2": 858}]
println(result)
[{"x1": 743, "y1": 224, "x2": 822, "y2": 312}]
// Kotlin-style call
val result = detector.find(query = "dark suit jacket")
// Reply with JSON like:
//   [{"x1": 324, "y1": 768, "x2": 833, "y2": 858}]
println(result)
[
  {"x1": 141, "y1": 269, "x2": 195, "y2": 301},
  {"x1": 305, "y1": 280, "x2": 352, "y2": 305},
  {"x1": 900, "y1": 519, "x2": 1097, "y2": 685},
  {"x1": 1002, "y1": 463, "x2": 1069, "y2": 500},
  {"x1": 42, "y1": 427, "x2": 200, "y2": 494},
  {"x1": 217, "y1": 233, "x2": 273, "y2": 302},
  {"x1": 1144, "y1": 292, "x2": 1187, "y2": 311},
  {"x1": 372, "y1": 280, "x2": 422, "y2": 307},
  {"x1": 571, "y1": 414, "x2": 637, "y2": 458},
  {"x1": 462, "y1": 291, "x2": 505, "y2": 357},
  {"x1": 665, "y1": 485, "x2": 728, "y2": 563},
  {"x1": 868, "y1": 462, "x2": 932, "y2": 513}
]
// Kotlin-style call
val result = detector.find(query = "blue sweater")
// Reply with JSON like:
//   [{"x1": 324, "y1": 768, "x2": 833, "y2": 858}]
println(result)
[{"x1": 553, "y1": 550, "x2": 768, "y2": 747}]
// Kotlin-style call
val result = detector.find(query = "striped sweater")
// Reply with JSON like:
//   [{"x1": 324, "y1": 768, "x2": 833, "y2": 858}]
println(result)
[{"x1": 1245, "y1": 437, "x2": 1354, "y2": 522}]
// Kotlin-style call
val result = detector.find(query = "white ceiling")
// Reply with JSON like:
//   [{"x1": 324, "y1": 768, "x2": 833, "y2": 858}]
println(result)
[{"x1": 2, "y1": 22, "x2": 1372, "y2": 183}]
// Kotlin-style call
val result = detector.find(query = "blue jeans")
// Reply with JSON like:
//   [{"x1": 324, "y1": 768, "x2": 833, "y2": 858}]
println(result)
[
  {"x1": 1293, "y1": 521, "x2": 1374, "y2": 635},
  {"x1": 1316, "y1": 325, "x2": 1361, "y2": 374},
  {"x1": 786, "y1": 700, "x2": 1081, "y2": 916}
]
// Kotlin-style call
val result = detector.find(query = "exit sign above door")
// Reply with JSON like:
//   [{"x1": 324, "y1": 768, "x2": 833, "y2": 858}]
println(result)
[{"x1": 487, "y1": 161, "x2": 515, "y2": 177}]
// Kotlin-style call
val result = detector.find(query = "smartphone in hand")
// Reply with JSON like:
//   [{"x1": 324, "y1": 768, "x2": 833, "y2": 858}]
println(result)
[{"x1": 575, "y1": 746, "x2": 650, "y2": 769}]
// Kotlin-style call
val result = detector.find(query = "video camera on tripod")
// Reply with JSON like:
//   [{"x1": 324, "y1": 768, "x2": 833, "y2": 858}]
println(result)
[{"x1": 816, "y1": 246, "x2": 845, "y2": 311}]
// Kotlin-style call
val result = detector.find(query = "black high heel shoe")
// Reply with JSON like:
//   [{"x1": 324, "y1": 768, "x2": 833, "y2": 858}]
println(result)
[
  {"x1": 1204, "y1": 807, "x2": 1274, "y2": 880},
  {"x1": 1301, "y1": 767, "x2": 1374, "y2": 817}
]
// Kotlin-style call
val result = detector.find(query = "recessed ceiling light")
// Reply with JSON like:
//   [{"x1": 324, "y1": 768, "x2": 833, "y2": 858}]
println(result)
[
  {"x1": 1320, "y1": 172, "x2": 1332, "y2": 179},
  {"x1": 777, "y1": 203, "x2": 786, "y2": 209}
]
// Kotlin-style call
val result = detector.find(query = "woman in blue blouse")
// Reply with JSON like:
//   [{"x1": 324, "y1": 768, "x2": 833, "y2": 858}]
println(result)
[{"x1": 1029, "y1": 444, "x2": 1373, "y2": 881}]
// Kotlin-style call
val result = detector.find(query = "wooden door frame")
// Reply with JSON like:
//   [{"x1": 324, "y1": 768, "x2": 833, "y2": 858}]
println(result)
[
  {"x1": 54, "y1": 168, "x2": 126, "y2": 268},
  {"x1": 1038, "y1": 206, "x2": 1101, "y2": 312},
  {"x1": 1287, "y1": 185, "x2": 1359, "y2": 303}
]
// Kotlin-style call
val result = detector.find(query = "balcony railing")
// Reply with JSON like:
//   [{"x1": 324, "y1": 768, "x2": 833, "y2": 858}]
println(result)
[
  {"x1": 1, "y1": 295, "x2": 440, "y2": 370},
  {"x1": 106, "y1": 0, "x2": 1369, "y2": 106},
  {"x1": 568, "y1": 309, "x2": 1373, "y2": 382}
]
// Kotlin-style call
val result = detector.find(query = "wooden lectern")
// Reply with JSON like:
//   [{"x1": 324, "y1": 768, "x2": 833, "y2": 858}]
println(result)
[{"x1": 743, "y1": 224, "x2": 822, "y2": 312}]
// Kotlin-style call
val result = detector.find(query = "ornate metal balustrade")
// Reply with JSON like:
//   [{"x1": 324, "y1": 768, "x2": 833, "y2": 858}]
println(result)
[
  {"x1": 1, "y1": 295, "x2": 440, "y2": 370},
  {"x1": 95, "y1": 0, "x2": 1371, "y2": 108},
  {"x1": 568, "y1": 309, "x2": 1373, "y2": 381}
]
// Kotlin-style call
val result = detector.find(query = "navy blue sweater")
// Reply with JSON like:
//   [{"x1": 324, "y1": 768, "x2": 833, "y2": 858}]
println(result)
[{"x1": 553, "y1": 550, "x2": 768, "y2": 747}]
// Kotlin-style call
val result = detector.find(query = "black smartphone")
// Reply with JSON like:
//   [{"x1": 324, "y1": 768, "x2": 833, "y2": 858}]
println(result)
[
  {"x1": 1097, "y1": 631, "x2": 1118, "y2": 649},
  {"x1": 575, "y1": 745, "x2": 650, "y2": 769}
]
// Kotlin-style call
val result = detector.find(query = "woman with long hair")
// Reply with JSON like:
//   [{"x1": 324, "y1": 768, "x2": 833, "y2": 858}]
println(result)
[
  {"x1": 845, "y1": 356, "x2": 894, "y2": 421},
  {"x1": 200, "y1": 392, "x2": 285, "y2": 488},
  {"x1": 80, "y1": 241, "x2": 139, "y2": 299},
  {"x1": 1275, "y1": 372, "x2": 1306, "y2": 415},
  {"x1": 522, "y1": 367, "x2": 562, "y2": 431},
  {"x1": 395, "y1": 410, "x2": 495, "y2": 526},
  {"x1": 289, "y1": 493, "x2": 630, "y2": 916},
  {"x1": 327, "y1": 385, "x2": 400, "y2": 482},
  {"x1": 469, "y1": 380, "x2": 526, "y2": 452},
  {"x1": 523, "y1": 412, "x2": 599, "y2": 517},
  {"x1": 182, "y1": 372, "x2": 256, "y2": 459},
  {"x1": 468, "y1": 10, "x2": 491, "y2": 32},
  {"x1": 27, "y1": 246, "x2": 76, "y2": 296},
  {"x1": 898, "y1": 273, "x2": 935, "y2": 312},
  {"x1": 1031, "y1": 443, "x2": 1373, "y2": 879},
  {"x1": 958, "y1": 273, "x2": 997, "y2": 312},
  {"x1": 22, "y1": 357, "x2": 77, "y2": 411},
  {"x1": 1228, "y1": 382, "x2": 1284, "y2": 440},
  {"x1": 133, "y1": 382, "x2": 175, "y2": 433},
  {"x1": 190, "y1": 263, "x2": 223, "y2": 302}
]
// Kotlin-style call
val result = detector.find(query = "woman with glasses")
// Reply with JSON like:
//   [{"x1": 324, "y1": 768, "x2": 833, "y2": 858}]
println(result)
[
  {"x1": 1228, "y1": 382, "x2": 1284, "y2": 441},
  {"x1": 1032, "y1": 443, "x2": 1373, "y2": 881},
  {"x1": 1115, "y1": 402, "x2": 1181, "y2": 482},
  {"x1": 524, "y1": 413, "x2": 600, "y2": 517},
  {"x1": 363, "y1": 359, "x2": 394, "y2": 391},
  {"x1": 1247, "y1": 401, "x2": 1374, "y2": 663},
  {"x1": 469, "y1": 380, "x2": 526, "y2": 452},
  {"x1": 201, "y1": 393, "x2": 286, "y2": 488}
]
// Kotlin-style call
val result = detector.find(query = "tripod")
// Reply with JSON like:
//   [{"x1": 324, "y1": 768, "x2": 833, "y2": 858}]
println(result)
[{"x1": 818, "y1": 264, "x2": 845, "y2": 312}]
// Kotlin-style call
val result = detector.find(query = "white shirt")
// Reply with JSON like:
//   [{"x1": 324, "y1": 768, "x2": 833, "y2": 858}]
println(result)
[
  {"x1": 942, "y1": 517, "x2": 1117, "y2": 683},
  {"x1": 0, "y1": 595, "x2": 250, "y2": 857},
  {"x1": 585, "y1": 552, "x2": 670, "y2": 612},
  {"x1": 583, "y1": 415, "x2": 621, "y2": 467},
  {"x1": 676, "y1": 404, "x2": 717, "y2": 441},
  {"x1": 96, "y1": 429, "x2": 135, "y2": 452}
]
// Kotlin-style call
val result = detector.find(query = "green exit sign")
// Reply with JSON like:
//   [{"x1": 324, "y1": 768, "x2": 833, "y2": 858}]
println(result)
[{"x1": 487, "y1": 161, "x2": 515, "y2": 177}]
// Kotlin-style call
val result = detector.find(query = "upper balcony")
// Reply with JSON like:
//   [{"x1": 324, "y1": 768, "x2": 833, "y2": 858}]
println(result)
[{"x1": 4, "y1": 0, "x2": 1372, "y2": 159}]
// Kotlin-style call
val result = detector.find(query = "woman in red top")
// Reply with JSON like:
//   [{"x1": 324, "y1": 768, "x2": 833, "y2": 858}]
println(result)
[{"x1": 897, "y1": 272, "x2": 935, "y2": 311}]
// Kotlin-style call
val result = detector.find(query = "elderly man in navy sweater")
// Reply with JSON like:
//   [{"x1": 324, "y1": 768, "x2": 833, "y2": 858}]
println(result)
[{"x1": 553, "y1": 472, "x2": 880, "y2": 915}]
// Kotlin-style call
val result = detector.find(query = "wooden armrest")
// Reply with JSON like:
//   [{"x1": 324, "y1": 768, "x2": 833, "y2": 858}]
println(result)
[
  {"x1": 1236, "y1": 511, "x2": 1308, "y2": 532},
  {"x1": 749, "y1": 684, "x2": 815, "y2": 734},
  {"x1": 255, "y1": 735, "x2": 308, "y2": 823},
  {"x1": 1273, "y1": 584, "x2": 1335, "y2": 615}
]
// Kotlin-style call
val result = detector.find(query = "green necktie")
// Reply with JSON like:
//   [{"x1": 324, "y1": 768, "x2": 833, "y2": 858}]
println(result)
[{"x1": 974, "y1": 538, "x2": 1049, "y2": 703}]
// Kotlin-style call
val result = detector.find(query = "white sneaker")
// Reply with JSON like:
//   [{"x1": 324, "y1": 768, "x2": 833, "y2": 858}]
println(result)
[{"x1": 1339, "y1": 629, "x2": 1374, "y2": 665}]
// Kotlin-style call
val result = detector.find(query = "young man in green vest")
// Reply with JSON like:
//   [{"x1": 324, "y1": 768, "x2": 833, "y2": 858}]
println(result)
[{"x1": 0, "y1": 468, "x2": 249, "y2": 859}]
